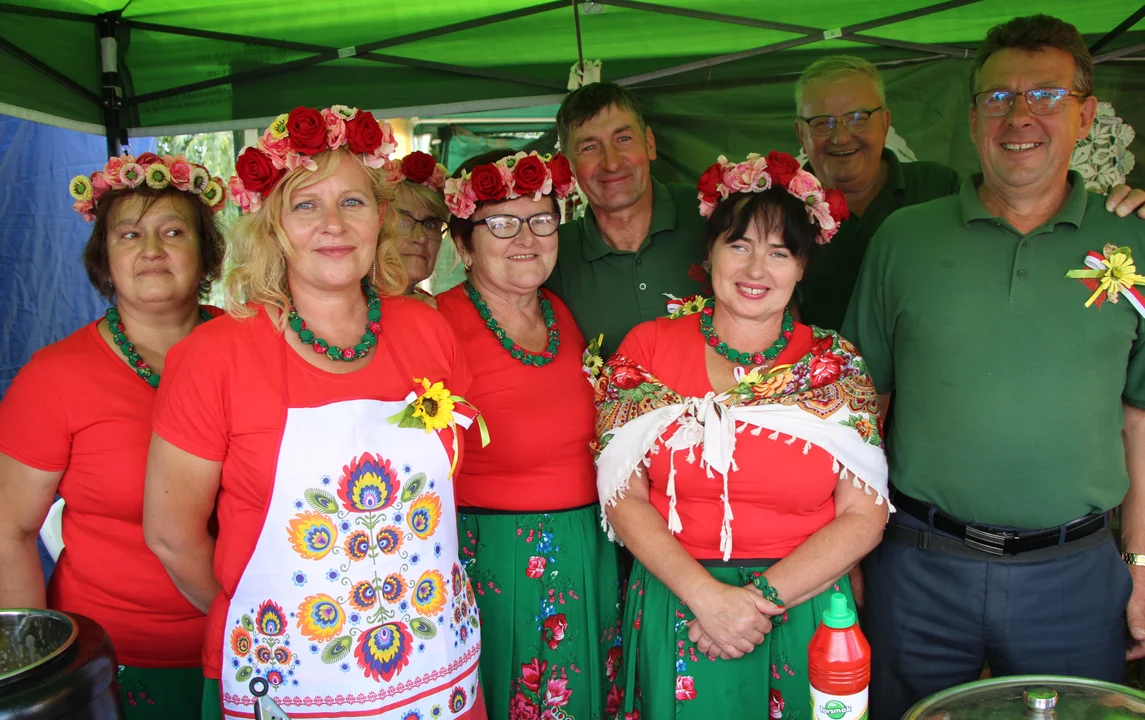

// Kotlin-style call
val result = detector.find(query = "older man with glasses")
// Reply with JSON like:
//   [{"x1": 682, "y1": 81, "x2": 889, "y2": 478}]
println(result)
[
  {"x1": 843, "y1": 15, "x2": 1145, "y2": 718},
  {"x1": 794, "y1": 55, "x2": 1145, "y2": 334}
]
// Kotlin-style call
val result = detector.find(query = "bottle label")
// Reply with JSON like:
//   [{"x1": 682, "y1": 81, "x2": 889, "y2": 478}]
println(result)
[{"x1": 810, "y1": 686, "x2": 868, "y2": 720}]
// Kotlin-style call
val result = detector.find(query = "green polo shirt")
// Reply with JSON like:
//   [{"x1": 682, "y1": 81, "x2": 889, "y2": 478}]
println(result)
[
  {"x1": 799, "y1": 150, "x2": 961, "y2": 331},
  {"x1": 548, "y1": 179, "x2": 708, "y2": 358},
  {"x1": 842, "y1": 171, "x2": 1145, "y2": 529}
]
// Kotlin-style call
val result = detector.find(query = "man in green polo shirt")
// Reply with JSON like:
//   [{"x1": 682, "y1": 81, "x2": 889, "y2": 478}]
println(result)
[
  {"x1": 547, "y1": 83, "x2": 708, "y2": 359},
  {"x1": 842, "y1": 16, "x2": 1145, "y2": 719},
  {"x1": 795, "y1": 55, "x2": 1144, "y2": 332}
]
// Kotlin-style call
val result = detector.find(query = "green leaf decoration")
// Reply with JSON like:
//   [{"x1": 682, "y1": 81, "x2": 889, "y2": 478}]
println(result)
[
  {"x1": 241, "y1": 615, "x2": 254, "y2": 632},
  {"x1": 410, "y1": 617, "x2": 437, "y2": 639},
  {"x1": 305, "y1": 488, "x2": 340, "y2": 514},
  {"x1": 387, "y1": 406, "x2": 414, "y2": 425},
  {"x1": 398, "y1": 415, "x2": 427, "y2": 430},
  {"x1": 321, "y1": 636, "x2": 353, "y2": 664},
  {"x1": 235, "y1": 666, "x2": 253, "y2": 682},
  {"x1": 400, "y1": 473, "x2": 426, "y2": 502}
]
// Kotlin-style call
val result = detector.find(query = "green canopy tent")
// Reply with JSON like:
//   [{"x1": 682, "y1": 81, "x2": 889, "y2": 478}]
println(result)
[{"x1": 1, "y1": 0, "x2": 1142, "y2": 182}]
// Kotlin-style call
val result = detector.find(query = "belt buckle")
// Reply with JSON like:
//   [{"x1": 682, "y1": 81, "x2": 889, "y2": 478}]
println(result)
[{"x1": 964, "y1": 526, "x2": 1014, "y2": 556}]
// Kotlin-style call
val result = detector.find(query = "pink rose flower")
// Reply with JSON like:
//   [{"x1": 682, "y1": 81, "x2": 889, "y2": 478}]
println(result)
[
  {"x1": 509, "y1": 691, "x2": 540, "y2": 720},
  {"x1": 675, "y1": 675, "x2": 696, "y2": 701},
  {"x1": 541, "y1": 614, "x2": 567, "y2": 650},
  {"x1": 103, "y1": 156, "x2": 125, "y2": 186},
  {"x1": 787, "y1": 170, "x2": 823, "y2": 200},
  {"x1": 322, "y1": 109, "x2": 347, "y2": 149},
  {"x1": 258, "y1": 130, "x2": 291, "y2": 168},
  {"x1": 444, "y1": 178, "x2": 477, "y2": 219},
  {"x1": 228, "y1": 176, "x2": 263, "y2": 214},
  {"x1": 169, "y1": 160, "x2": 193, "y2": 191},
  {"x1": 544, "y1": 676, "x2": 572, "y2": 707},
  {"x1": 426, "y1": 164, "x2": 446, "y2": 190},
  {"x1": 770, "y1": 688, "x2": 784, "y2": 719},
  {"x1": 525, "y1": 556, "x2": 547, "y2": 579},
  {"x1": 699, "y1": 198, "x2": 718, "y2": 218},
  {"x1": 73, "y1": 199, "x2": 95, "y2": 222},
  {"x1": 519, "y1": 657, "x2": 547, "y2": 693},
  {"x1": 90, "y1": 172, "x2": 111, "y2": 201}
]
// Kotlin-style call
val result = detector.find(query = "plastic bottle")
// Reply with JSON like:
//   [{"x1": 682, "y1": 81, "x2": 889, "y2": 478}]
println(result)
[{"x1": 808, "y1": 592, "x2": 871, "y2": 720}]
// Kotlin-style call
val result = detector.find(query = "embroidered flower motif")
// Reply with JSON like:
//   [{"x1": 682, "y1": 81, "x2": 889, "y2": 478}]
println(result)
[
  {"x1": 255, "y1": 645, "x2": 273, "y2": 664},
  {"x1": 376, "y1": 526, "x2": 403, "y2": 555},
  {"x1": 606, "y1": 645, "x2": 623, "y2": 681},
  {"x1": 229, "y1": 627, "x2": 252, "y2": 657},
  {"x1": 675, "y1": 675, "x2": 697, "y2": 701},
  {"x1": 401, "y1": 710, "x2": 424, "y2": 720},
  {"x1": 273, "y1": 646, "x2": 293, "y2": 665},
  {"x1": 510, "y1": 691, "x2": 539, "y2": 720},
  {"x1": 407, "y1": 492, "x2": 442, "y2": 540},
  {"x1": 750, "y1": 368, "x2": 794, "y2": 398},
  {"x1": 355, "y1": 622, "x2": 413, "y2": 681},
  {"x1": 450, "y1": 563, "x2": 464, "y2": 596},
  {"x1": 345, "y1": 530, "x2": 371, "y2": 560},
  {"x1": 412, "y1": 379, "x2": 455, "y2": 432},
  {"x1": 349, "y1": 580, "x2": 378, "y2": 610},
  {"x1": 545, "y1": 676, "x2": 572, "y2": 707},
  {"x1": 770, "y1": 688, "x2": 784, "y2": 718},
  {"x1": 448, "y1": 686, "x2": 467, "y2": 713},
  {"x1": 381, "y1": 573, "x2": 407, "y2": 604},
  {"x1": 541, "y1": 613, "x2": 568, "y2": 650},
  {"x1": 412, "y1": 570, "x2": 448, "y2": 617},
  {"x1": 338, "y1": 452, "x2": 400, "y2": 512},
  {"x1": 296, "y1": 594, "x2": 345, "y2": 642},
  {"x1": 266, "y1": 669, "x2": 284, "y2": 687},
  {"x1": 525, "y1": 556, "x2": 547, "y2": 579},
  {"x1": 256, "y1": 600, "x2": 287, "y2": 637},
  {"x1": 287, "y1": 512, "x2": 336, "y2": 560}
]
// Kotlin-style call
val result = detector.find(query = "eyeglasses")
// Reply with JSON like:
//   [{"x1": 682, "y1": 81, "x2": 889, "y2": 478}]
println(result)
[
  {"x1": 395, "y1": 210, "x2": 445, "y2": 237},
  {"x1": 972, "y1": 88, "x2": 1086, "y2": 118},
  {"x1": 799, "y1": 108, "x2": 884, "y2": 137},
  {"x1": 478, "y1": 212, "x2": 560, "y2": 239}
]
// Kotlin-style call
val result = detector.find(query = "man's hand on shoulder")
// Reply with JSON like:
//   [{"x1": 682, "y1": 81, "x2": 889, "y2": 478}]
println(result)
[{"x1": 1107, "y1": 184, "x2": 1145, "y2": 219}]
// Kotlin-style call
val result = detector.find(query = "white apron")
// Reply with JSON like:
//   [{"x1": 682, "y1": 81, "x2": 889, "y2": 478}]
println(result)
[{"x1": 219, "y1": 335, "x2": 481, "y2": 719}]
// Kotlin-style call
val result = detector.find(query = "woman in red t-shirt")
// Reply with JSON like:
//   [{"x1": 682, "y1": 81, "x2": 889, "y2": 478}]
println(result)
[
  {"x1": 144, "y1": 106, "x2": 486, "y2": 720},
  {"x1": 435, "y1": 150, "x2": 622, "y2": 720},
  {"x1": 0, "y1": 153, "x2": 227, "y2": 718},
  {"x1": 594, "y1": 152, "x2": 889, "y2": 718},
  {"x1": 384, "y1": 151, "x2": 450, "y2": 305}
]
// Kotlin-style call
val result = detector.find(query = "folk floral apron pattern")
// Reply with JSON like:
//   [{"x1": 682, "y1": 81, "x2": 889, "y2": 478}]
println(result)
[{"x1": 219, "y1": 369, "x2": 481, "y2": 719}]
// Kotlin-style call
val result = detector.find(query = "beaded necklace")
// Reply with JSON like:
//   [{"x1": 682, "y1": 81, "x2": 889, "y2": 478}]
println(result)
[
  {"x1": 106, "y1": 305, "x2": 213, "y2": 388},
  {"x1": 699, "y1": 305, "x2": 794, "y2": 366},
  {"x1": 287, "y1": 278, "x2": 381, "y2": 362},
  {"x1": 465, "y1": 281, "x2": 559, "y2": 367}
]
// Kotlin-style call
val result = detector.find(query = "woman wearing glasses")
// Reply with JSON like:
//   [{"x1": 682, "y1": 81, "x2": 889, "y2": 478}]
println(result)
[
  {"x1": 435, "y1": 150, "x2": 624, "y2": 720},
  {"x1": 385, "y1": 151, "x2": 450, "y2": 304}
]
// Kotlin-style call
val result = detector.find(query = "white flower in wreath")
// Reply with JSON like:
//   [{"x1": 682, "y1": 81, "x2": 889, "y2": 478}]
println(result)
[
  {"x1": 1070, "y1": 101, "x2": 1136, "y2": 194},
  {"x1": 796, "y1": 125, "x2": 918, "y2": 167}
]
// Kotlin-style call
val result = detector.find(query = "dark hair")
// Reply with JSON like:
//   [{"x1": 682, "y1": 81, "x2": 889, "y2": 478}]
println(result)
[
  {"x1": 556, "y1": 82, "x2": 646, "y2": 154},
  {"x1": 82, "y1": 187, "x2": 226, "y2": 300},
  {"x1": 447, "y1": 148, "x2": 556, "y2": 253},
  {"x1": 705, "y1": 189, "x2": 817, "y2": 265},
  {"x1": 970, "y1": 15, "x2": 1093, "y2": 98}
]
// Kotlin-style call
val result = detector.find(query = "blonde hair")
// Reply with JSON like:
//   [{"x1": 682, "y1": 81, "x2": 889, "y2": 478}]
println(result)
[
  {"x1": 392, "y1": 180, "x2": 449, "y2": 223},
  {"x1": 795, "y1": 55, "x2": 886, "y2": 112},
  {"x1": 223, "y1": 148, "x2": 407, "y2": 328}
]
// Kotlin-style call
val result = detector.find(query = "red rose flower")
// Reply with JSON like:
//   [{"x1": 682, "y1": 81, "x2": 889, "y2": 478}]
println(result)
[
  {"x1": 235, "y1": 147, "x2": 285, "y2": 198},
  {"x1": 525, "y1": 556, "x2": 547, "y2": 579},
  {"x1": 544, "y1": 676, "x2": 572, "y2": 707},
  {"x1": 606, "y1": 646, "x2": 623, "y2": 681},
  {"x1": 809, "y1": 352, "x2": 846, "y2": 387},
  {"x1": 541, "y1": 613, "x2": 568, "y2": 650},
  {"x1": 675, "y1": 675, "x2": 696, "y2": 701},
  {"x1": 810, "y1": 335, "x2": 833, "y2": 357},
  {"x1": 625, "y1": 714, "x2": 641, "y2": 720},
  {"x1": 520, "y1": 658, "x2": 547, "y2": 693},
  {"x1": 825, "y1": 188, "x2": 851, "y2": 222},
  {"x1": 697, "y1": 163, "x2": 723, "y2": 202},
  {"x1": 606, "y1": 686, "x2": 624, "y2": 717},
  {"x1": 610, "y1": 363, "x2": 646, "y2": 390},
  {"x1": 770, "y1": 688, "x2": 784, "y2": 719},
  {"x1": 547, "y1": 153, "x2": 574, "y2": 193},
  {"x1": 135, "y1": 152, "x2": 162, "y2": 167},
  {"x1": 345, "y1": 111, "x2": 384, "y2": 154},
  {"x1": 286, "y1": 106, "x2": 327, "y2": 155},
  {"x1": 470, "y1": 163, "x2": 508, "y2": 202},
  {"x1": 509, "y1": 691, "x2": 540, "y2": 720},
  {"x1": 766, "y1": 151, "x2": 802, "y2": 187},
  {"x1": 401, "y1": 151, "x2": 437, "y2": 184},
  {"x1": 512, "y1": 155, "x2": 548, "y2": 195}
]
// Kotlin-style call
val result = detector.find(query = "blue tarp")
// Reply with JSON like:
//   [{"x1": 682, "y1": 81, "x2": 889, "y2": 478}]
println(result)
[{"x1": 0, "y1": 115, "x2": 154, "y2": 396}]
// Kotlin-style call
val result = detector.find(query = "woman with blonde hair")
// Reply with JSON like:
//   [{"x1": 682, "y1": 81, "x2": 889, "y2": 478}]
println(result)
[
  {"x1": 385, "y1": 151, "x2": 450, "y2": 303},
  {"x1": 144, "y1": 104, "x2": 486, "y2": 720}
]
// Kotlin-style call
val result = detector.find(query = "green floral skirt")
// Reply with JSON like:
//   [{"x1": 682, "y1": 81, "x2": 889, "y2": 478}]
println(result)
[
  {"x1": 113, "y1": 665, "x2": 201, "y2": 720},
  {"x1": 458, "y1": 503, "x2": 624, "y2": 720},
  {"x1": 617, "y1": 559, "x2": 853, "y2": 720}
]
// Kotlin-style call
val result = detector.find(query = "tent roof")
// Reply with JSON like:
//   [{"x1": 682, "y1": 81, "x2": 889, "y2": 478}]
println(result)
[{"x1": 2, "y1": 0, "x2": 1142, "y2": 139}]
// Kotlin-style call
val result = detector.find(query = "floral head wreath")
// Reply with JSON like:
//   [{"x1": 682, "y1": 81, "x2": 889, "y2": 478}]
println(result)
[
  {"x1": 228, "y1": 104, "x2": 397, "y2": 214},
  {"x1": 443, "y1": 151, "x2": 577, "y2": 220},
  {"x1": 385, "y1": 151, "x2": 448, "y2": 192},
  {"x1": 696, "y1": 150, "x2": 850, "y2": 245},
  {"x1": 68, "y1": 153, "x2": 227, "y2": 222}
]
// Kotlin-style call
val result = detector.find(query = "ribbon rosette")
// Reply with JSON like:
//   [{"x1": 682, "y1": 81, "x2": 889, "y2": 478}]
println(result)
[
  {"x1": 1065, "y1": 244, "x2": 1145, "y2": 317},
  {"x1": 388, "y1": 378, "x2": 489, "y2": 478}
]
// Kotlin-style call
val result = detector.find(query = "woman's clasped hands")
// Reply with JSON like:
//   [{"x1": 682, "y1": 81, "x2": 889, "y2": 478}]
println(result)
[{"x1": 686, "y1": 579, "x2": 785, "y2": 660}]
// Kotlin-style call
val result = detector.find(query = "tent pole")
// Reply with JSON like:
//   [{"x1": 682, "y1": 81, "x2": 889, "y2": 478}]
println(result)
[
  {"x1": 98, "y1": 12, "x2": 124, "y2": 157},
  {"x1": 572, "y1": 0, "x2": 586, "y2": 74},
  {"x1": 1094, "y1": 41, "x2": 1145, "y2": 64},
  {"x1": 1089, "y1": 5, "x2": 1145, "y2": 54}
]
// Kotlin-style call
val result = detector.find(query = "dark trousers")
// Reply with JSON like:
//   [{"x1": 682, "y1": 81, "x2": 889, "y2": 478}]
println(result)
[{"x1": 863, "y1": 510, "x2": 1133, "y2": 720}]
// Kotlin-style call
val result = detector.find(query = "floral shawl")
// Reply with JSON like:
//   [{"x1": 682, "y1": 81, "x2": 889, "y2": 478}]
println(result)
[{"x1": 592, "y1": 327, "x2": 891, "y2": 561}]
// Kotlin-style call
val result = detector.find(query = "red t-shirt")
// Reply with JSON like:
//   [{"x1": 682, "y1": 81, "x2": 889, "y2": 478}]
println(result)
[
  {"x1": 616, "y1": 315, "x2": 837, "y2": 560},
  {"x1": 0, "y1": 316, "x2": 219, "y2": 668},
  {"x1": 435, "y1": 285, "x2": 597, "y2": 510},
  {"x1": 152, "y1": 298, "x2": 471, "y2": 679}
]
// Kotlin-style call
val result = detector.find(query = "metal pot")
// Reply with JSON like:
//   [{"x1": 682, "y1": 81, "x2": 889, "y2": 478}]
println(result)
[
  {"x1": 0, "y1": 609, "x2": 125, "y2": 720},
  {"x1": 902, "y1": 675, "x2": 1145, "y2": 719}
]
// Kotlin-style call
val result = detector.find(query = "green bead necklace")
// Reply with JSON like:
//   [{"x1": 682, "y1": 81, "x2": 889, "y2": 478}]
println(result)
[
  {"x1": 106, "y1": 305, "x2": 213, "y2": 388},
  {"x1": 287, "y1": 277, "x2": 382, "y2": 362},
  {"x1": 465, "y1": 281, "x2": 559, "y2": 367},
  {"x1": 699, "y1": 305, "x2": 794, "y2": 366}
]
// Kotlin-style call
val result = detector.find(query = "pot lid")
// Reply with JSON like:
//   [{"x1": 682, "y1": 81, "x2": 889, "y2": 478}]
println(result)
[{"x1": 902, "y1": 675, "x2": 1145, "y2": 719}]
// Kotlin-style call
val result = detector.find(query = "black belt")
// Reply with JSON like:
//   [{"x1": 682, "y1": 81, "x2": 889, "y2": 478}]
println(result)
[{"x1": 891, "y1": 489, "x2": 1109, "y2": 556}]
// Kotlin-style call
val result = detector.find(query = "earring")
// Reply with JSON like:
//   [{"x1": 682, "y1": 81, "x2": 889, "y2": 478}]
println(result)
[
  {"x1": 199, "y1": 278, "x2": 211, "y2": 294},
  {"x1": 372, "y1": 259, "x2": 379, "y2": 287}
]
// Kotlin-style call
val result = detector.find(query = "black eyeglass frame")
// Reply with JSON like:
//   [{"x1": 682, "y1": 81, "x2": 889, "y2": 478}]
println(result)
[
  {"x1": 476, "y1": 212, "x2": 561, "y2": 239},
  {"x1": 396, "y1": 209, "x2": 446, "y2": 237},
  {"x1": 798, "y1": 107, "x2": 885, "y2": 137}
]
